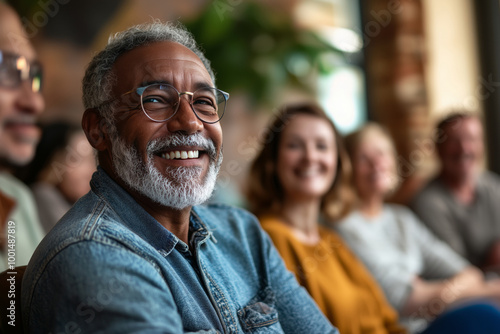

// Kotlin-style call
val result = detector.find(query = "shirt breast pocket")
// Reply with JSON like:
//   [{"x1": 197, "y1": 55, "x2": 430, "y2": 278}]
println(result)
[{"x1": 237, "y1": 287, "x2": 283, "y2": 333}]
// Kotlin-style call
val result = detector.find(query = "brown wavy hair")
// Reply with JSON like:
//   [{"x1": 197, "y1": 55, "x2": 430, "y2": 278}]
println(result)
[{"x1": 245, "y1": 102, "x2": 354, "y2": 222}]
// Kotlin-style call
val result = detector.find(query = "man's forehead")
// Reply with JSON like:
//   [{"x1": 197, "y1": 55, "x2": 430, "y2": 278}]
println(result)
[
  {"x1": 113, "y1": 41, "x2": 213, "y2": 85},
  {"x1": 139, "y1": 59, "x2": 211, "y2": 80},
  {"x1": 447, "y1": 117, "x2": 483, "y2": 133},
  {"x1": 0, "y1": 5, "x2": 36, "y2": 60}
]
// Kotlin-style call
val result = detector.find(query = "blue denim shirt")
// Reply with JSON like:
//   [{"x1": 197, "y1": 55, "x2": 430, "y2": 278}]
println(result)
[{"x1": 22, "y1": 167, "x2": 337, "y2": 333}]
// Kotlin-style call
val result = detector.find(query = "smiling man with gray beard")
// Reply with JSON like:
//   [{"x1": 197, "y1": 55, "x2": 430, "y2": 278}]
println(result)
[{"x1": 21, "y1": 21, "x2": 337, "y2": 334}]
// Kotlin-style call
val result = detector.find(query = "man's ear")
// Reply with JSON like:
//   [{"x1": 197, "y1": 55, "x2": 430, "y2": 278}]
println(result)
[{"x1": 82, "y1": 108, "x2": 110, "y2": 151}]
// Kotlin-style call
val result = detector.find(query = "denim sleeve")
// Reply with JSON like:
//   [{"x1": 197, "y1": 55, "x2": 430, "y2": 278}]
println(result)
[
  {"x1": 26, "y1": 241, "x2": 217, "y2": 334},
  {"x1": 262, "y1": 230, "x2": 338, "y2": 333}
]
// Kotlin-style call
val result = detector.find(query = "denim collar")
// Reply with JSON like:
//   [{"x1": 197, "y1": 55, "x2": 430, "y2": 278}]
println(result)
[{"x1": 90, "y1": 166, "x2": 211, "y2": 255}]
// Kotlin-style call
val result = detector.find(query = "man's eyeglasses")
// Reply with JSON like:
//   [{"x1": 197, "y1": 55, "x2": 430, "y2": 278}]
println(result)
[
  {"x1": 0, "y1": 51, "x2": 43, "y2": 93},
  {"x1": 102, "y1": 83, "x2": 229, "y2": 124}
]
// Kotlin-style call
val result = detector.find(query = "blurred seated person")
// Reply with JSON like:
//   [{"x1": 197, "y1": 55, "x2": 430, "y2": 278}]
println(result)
[
  {"x1": 337, "y1": 123, "x2": 500, "y2": 333},
  {"x1": 410, "y1": 113, "x2": 500, "y2": 270},
  {"x1": 0, "y1": 2, "x2": 45, "y2": 270},
  {"x1": 246, "y1": 103, "x2": 407, "y2": 334},
  {"x1": 16, "y1": 122, "x2": 96, "y2": 232}
]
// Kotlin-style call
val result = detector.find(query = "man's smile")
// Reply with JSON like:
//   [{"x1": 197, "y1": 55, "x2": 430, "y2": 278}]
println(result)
[{"x1": 161, "y1": 150, "x2": 199, "y2": 159}]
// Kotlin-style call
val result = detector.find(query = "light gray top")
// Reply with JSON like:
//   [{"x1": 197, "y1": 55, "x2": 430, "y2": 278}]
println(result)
[
  {"x1": 335, "y1": 204, "x2": 468, "y2": 312},
  {"x1": 410, "y1": 171, "x2": 500, "y2": 267}
]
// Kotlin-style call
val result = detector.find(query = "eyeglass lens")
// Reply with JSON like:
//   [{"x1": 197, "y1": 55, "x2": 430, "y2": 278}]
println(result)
[
  {"x1": 0, "y1": 51, "x2": 42, "y2": 93},
  {"x1": 140, "y1": 84, "x2": 226, "y2": 123}
]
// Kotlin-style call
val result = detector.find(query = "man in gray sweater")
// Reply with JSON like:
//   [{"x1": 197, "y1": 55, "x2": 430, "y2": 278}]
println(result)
[{"x1": 411, "y1": 112, "x2": 500, "y2": 269}]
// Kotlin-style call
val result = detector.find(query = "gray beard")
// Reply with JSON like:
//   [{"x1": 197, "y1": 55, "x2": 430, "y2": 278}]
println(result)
[{"x1": 110, "y1": 132, "x2": 222, "y2": 210}]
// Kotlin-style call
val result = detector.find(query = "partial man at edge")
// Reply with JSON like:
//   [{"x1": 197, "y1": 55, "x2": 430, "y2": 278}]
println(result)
[{"x1": 0, "y1": 2, "x2": 45, "y2": 271}]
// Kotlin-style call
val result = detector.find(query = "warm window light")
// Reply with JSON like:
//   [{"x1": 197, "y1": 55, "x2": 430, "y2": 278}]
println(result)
[{"x1": 294, "y1": 0, "x2": 336, "y2": 28}]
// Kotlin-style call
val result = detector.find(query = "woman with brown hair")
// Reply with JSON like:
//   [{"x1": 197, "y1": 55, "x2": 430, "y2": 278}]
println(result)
[{"x1": 246, "y1": 103, "x2": 406, "y2": 334}]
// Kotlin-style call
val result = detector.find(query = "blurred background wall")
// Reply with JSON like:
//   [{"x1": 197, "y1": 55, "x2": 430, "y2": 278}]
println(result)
[{"x1": 8, "y1": 0, "x2": 500, "y2": 206}]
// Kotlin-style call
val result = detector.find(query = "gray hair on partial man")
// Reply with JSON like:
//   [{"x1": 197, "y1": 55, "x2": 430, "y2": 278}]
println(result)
[{"x1": 82, "y1": 20, "x2": 215, "y2": 130}]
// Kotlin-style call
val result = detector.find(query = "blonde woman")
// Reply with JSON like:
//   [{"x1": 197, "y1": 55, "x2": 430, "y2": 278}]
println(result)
[
  {"x1": 337, "y1": 122, "x2": 500, "y2": 333},
  {"x1": 247, "y1": 103, "x2": 406, "y2": 334}
]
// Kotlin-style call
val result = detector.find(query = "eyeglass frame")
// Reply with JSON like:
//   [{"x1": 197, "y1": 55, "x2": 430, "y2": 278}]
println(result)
[
  {"x1": 96, "y1": 82, "x2": 230, "y2": 124},
  {"x1": 0, "y1": 50, "x2": 43, "y2": 93}
]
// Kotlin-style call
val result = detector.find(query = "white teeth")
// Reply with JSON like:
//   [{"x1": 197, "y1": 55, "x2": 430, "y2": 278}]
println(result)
[{"x1": 161, "y1": 150, "x2": 200, "y2": 160}]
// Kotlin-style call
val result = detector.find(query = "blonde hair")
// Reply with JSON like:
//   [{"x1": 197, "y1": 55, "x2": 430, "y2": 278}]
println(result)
[
  {"x1": 246, "y1": 103, "x2": 354, "y2": 222},
  {"x1": 344, "y1": 122, "x2": 400, "y2": 197}
]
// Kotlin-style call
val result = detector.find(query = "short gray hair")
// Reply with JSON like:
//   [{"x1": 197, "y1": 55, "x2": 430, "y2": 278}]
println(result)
[{"x1": 82, "y1": 21, "x2": 215, "y2": 121}]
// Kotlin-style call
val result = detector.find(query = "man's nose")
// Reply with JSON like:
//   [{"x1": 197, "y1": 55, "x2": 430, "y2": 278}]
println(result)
[
  {"x1": 456, "y1": 138, "x2": 473, "y2": 154},
  {"x1": 15, "y1": 80, "x2": 45, "y2": 116},
  {"x1": 165, "y1": 97, "x2": 203, "y2": 134}
]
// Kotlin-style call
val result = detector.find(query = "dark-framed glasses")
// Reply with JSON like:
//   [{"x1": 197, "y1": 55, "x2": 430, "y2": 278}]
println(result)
[
  {"x1": 0, "y1": 50, "x2": 43, "y2": 93},
  {"x1": 117, "y1": 83, "x2": 229, "y2": 124}
]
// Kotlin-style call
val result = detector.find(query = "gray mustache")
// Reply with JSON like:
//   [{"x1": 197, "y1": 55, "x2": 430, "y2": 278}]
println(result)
[{"x1": 147, "y1": 133, "x2": 217, "y2": 161}]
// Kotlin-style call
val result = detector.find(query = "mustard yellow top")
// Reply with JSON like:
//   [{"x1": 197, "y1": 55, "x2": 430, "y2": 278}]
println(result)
[{"x1": 260, "y1": 216, "x2": 406, "y2": 334}]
